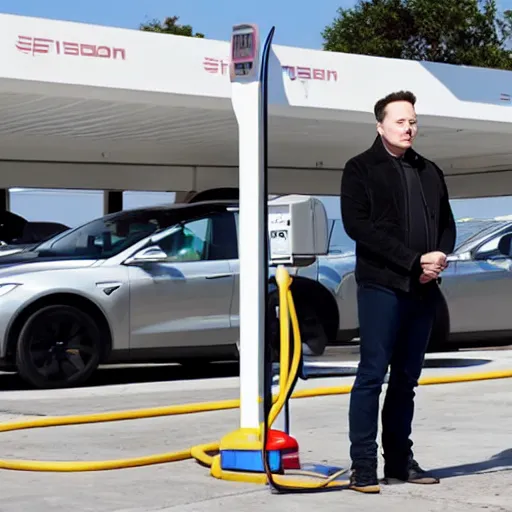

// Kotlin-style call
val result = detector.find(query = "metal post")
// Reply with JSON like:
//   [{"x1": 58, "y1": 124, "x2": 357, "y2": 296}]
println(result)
[
  {"x1": 103, "y1": 190, "x2": 123, "y2": 214},
  {"x1": 0, "y1": 189, "x2": 10, "y2": 212},
  {"x1": 229, "y1": 24, "x2": 265, "y2": 430}
]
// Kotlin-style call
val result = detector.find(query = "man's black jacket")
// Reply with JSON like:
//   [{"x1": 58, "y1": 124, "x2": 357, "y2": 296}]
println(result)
[{"x1": 341, "y1": 136, "x2": 456, "y2": 294}]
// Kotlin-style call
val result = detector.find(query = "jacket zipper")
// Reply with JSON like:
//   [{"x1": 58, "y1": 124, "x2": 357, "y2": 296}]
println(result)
[{"x1": 417, "y1": 178, "x2": 434, "y2": 252}]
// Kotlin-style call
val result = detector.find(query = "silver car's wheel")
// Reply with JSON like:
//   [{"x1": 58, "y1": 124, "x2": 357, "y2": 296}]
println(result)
[{"x1": 16, "y1": 305, "x2": 101, "y2": 389}]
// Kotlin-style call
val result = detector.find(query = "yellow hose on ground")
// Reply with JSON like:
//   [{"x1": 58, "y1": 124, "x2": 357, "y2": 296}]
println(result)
[
  {"x1": 253, "y1": 268, "x2": 350, "y2": 490},
  {"x1": 0, "y1": 265, "x2": 511, "y2": 479},
  {"x1": 1, "y1": 369, "x2": 511, "y2": 473}
]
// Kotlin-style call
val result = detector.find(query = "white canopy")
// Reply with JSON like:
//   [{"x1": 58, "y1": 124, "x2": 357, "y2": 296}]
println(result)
[{"x1": 0, "y1": 13, "x2": 511, "y2": 198}]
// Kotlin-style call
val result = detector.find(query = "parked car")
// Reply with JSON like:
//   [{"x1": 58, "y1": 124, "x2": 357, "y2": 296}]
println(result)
[
  {"x1": 322, "y1": 217, "x2": 512, "y2": 350},
  {"x1": 0, "y1": 211, "x2": 69, "y2": 256},
  {"x1": 0, "y1": 198, "x2": 346, "y2": 389},
  {"x1": 2, "y1": 188, "x2": 506, "y2": 389}
]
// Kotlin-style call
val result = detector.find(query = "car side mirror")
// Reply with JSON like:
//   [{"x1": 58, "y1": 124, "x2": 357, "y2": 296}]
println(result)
[
  {"x1": 497, "y1": 233, "x2": 512, "y2": 257},
  {"x1": 446, "y1": 251, "x2": 471, "y2": 263},
  {"x1": 125, "y1": 246, "x2": 167, "y2": 265}
]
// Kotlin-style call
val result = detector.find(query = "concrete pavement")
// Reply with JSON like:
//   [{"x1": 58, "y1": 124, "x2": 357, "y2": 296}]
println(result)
[{"x1": 0, "y1": 350, "x2": 511, "y2": 511}]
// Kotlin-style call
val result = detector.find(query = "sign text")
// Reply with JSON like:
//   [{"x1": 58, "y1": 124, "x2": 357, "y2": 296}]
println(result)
[
  {"x1": 203, "y1": 57, "x2": 338, "y2": 82},
  {"x1": 16, "y1": 35, "x2": 126, "y2": 60}
]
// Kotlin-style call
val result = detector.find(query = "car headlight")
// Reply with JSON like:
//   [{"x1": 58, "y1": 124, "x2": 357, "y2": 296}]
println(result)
[{"x1": 0, "y1": 283, "x2": 21, "y2": 297}]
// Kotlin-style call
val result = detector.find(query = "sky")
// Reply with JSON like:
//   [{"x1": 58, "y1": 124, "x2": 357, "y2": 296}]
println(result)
[
  {"x1": 0, "y1": 0, "x2": 352, "y2": 50},
  {"x1": 3, "y1": 0, "x2": 510, "y2": 49},
  {"x1": 3, "y1": 0, "x2": 512, "y2": 227}
]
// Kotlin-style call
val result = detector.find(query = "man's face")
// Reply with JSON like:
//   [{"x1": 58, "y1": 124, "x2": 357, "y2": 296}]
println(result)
[{"x1": 377, "y1": 100, "x2": 418, "y2": 153}]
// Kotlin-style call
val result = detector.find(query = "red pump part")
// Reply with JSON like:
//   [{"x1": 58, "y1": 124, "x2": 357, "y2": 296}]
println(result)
[{"x1": 266, "y1": 429, "x2": 301, "y2": 470}]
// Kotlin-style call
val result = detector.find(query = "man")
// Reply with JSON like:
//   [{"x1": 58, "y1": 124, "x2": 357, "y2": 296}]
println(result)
[{"x1": 340, "y1": 90, "x2": 456, "y2": 493}]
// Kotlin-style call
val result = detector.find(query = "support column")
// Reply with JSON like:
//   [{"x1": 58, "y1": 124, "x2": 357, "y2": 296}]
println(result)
[
  {"x1": 0, "y1": 189, "x2": 10, "y2": 212},
  {"x1": 174, "y1": 190, "x2": 197, "y2": 203},
  {"x1": 217, "y1": 24, "x2": 283, "y2": 478},
  {"x1": 103, "y1": 190, "x2": 123, "y2": 214},
  {"x1": 229, "y1": 26, "x2": 267, "y2": 432}
]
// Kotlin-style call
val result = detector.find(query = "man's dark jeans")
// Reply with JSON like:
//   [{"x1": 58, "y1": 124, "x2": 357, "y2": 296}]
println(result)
[{"x1": 349, "y1": 282, "x2": 439, "y2": 472}]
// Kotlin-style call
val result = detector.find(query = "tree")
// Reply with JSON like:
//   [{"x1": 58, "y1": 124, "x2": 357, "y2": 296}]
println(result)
[
  {"x1": 140, "y1": 16, "x2": 204, "y2": 38},
  {"x1": 322, "y1": 0, "x2": 512, "y2": 70}
]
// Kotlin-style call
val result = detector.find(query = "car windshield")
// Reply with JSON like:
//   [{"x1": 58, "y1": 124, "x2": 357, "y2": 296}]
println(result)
[
  {"x1": 34, "y1": 209, "x2": 180, "y2": 259},
  {"x1": 325, "y1": 218, "x2": 511, "y2": 256},
  {"x1": 454, "y1": 219, "x2": 510, "y2": 252}
]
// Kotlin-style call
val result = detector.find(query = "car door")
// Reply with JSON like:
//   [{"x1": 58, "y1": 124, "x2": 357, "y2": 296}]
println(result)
[
  {"x1": 228, "y1": 210, "x2": 240, "y2": 330},
  {"x1": 441, "y1": 226, "x2": 512, "y2": 334},
  {"x1": 127, "y1": 210, "x2": 239, "y2": 350}
]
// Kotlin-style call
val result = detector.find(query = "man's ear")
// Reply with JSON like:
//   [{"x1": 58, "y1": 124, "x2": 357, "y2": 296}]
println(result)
[{"x1": 376, "y1": 122, "x2": 384, "y2": 136}]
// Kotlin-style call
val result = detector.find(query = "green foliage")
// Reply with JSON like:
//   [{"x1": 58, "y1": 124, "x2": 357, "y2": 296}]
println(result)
[
  {"x1": 322, "y1": 0, "x2": 512, "y2": 70},
  {"x1": 140, "y1": 16, "x2": 205, "y2": 38}
]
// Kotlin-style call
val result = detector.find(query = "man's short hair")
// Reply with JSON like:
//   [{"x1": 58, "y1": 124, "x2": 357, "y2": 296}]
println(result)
[{"x1": 374, "y1": 90, "x2": 416, "y2": 123}]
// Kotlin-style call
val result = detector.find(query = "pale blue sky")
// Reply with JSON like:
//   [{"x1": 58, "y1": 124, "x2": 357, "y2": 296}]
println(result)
[
  {"x1": 3, "y1": 0, "x2": 510, "y2": 50},
  {"x1": 0, "y1": 0, "x2": 352, "y2": 50},
  {"x1": 3, "y1": 0, "x2": 512, "y2": 227}
]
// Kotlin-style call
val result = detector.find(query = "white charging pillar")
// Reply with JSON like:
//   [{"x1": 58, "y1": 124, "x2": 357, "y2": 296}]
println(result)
[{"x1": 229, "y1": 24, "x2": 266, "y2": 430}]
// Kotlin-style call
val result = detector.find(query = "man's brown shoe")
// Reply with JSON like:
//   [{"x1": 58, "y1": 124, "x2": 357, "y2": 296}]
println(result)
[{"x1": 383, "y1": 459, "x2": 440, "y2": 485}]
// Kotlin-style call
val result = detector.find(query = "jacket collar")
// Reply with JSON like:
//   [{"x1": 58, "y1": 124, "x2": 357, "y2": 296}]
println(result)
[{"x1": 367, "y1": 135, "x2": 422, "y2": 168}]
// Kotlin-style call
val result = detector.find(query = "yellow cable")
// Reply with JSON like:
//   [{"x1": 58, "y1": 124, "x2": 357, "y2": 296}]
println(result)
[
  {"x1": 277, "y1": 266, "x2": 290, "y2": 404},
  {"x1": 0, "y1": 369, "x2": 510, "y2": 473},
  {"x1": 267, "y1": 291, "x2": 301, "y2": 426},
  {"x1": 0, "y1": 400, "x2": 241, "y2": 433},
  {"x1": 263, "y1": 268, "x2": 351, "y2": 490},
  {"x1": 0, "y1": 264, "x2": 511, "y2": 481}
]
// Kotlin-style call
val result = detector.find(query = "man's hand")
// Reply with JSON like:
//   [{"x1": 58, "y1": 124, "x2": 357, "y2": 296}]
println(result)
[
  {"x1": 421, "y1": 251, "x2": 447, "y2": 268},
  {"x1": 421, "y1": 251, "x2": 447, "y2": 274},
  {"x1": 419, "y1": 251, "x2": 448, "y2": 284},
  {"x1": 419, "y1": 274, "x2": 434, "y2": 284}
]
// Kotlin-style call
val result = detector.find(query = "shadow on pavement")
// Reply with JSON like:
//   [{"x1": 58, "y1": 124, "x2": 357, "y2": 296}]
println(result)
[
  {"x1": 423, "y1": 357, "x2": 492, "y2": 368},
  {"x1": 0, "y1": 361, "x2": 240, "y2": 391},
  {"x1": 297, "y1": 357, "x2": 493, "y2": 380},
  {"x1": 0, "y1": 350, "x2": 499, "y2": 392},
  {"x1": 432, "y1": 449, "x2": 512, "y2": 479}
]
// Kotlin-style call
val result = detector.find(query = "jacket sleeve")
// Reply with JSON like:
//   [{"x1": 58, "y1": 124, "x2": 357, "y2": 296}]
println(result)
[
  {"x1": 435, "y1": 166, "x2": 456, "y2": 255},
  {"x1": 340, "y1": 159, "x2": 422, "y2": 275}
]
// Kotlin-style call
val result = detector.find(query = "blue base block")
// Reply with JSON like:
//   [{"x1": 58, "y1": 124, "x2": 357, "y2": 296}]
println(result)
[
  {"x1": 221, "y1": 449, "x2": 282, "y2": 473},
  {"x1": 301, "y1": 463, "x2": 346, "y2": 479}
]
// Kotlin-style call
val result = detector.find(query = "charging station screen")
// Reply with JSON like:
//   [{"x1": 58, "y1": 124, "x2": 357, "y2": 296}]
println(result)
[
  {"x1": 232, "y1": 33, "x2": 254, "y2": 59},
  {"x1": 230, "y1": 25, "x2": 259, "y2": 78}
]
